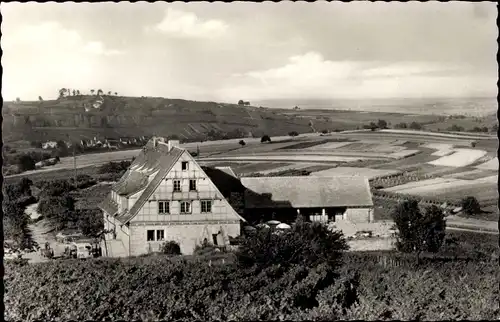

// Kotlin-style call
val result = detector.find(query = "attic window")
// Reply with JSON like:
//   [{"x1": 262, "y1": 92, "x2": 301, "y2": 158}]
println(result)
[{"x1": 181, "y1": 161, "x2": 189, "y2": 171}]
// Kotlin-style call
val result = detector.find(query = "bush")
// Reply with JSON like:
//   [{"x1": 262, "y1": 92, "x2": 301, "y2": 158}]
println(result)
[
  {"x1": 39, "y1": 179, "x2": 74, "y2": 197},
  {"x1": 260, "y1": 135, "x2": 271, "y2": 143},
  {"x1": 16, "y1": 155, "x2": 36, "y2": 172},
  {"x1": 461, "y1": 196, "x2": 481, "y2": 216},
  {"x1": 161, "y1": 241, "x2": 181, "y2": 256},
  {"x1": 239, "y1": 140, "x2": 246, "y2": 146},
  {"x1": 237, "y1": 215, "x2": 348, "y2": 269},
  {"x1": 288, "y1": 131, "x2": 299, "y2": 137},
  {"x1": 394, "y1": 122, "x2": 408, "y2": 129}
]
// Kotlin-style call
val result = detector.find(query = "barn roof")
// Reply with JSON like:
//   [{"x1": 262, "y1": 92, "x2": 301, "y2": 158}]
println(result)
[
  {"x1": 214, "y1": 166, "x2": 238, "y2": 178},
  {"x1": 240, "y1": 176, "x2": 373, "y2": 209}
]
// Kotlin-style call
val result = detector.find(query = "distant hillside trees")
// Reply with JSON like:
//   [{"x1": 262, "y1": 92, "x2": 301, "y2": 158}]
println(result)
[
  {"x1": 447, "y1": 124, "x2": 464, "y2": 132},
  {"x1": 16, "y1": 155, "x2": 36, "y2": 172},
  {"x1": 394, "y1": 122, "x2": 408, "y2": 129},
  {"x1": 16, "y1": 97, "x2": 21, "y2": 103},
  {"x1": 239, "y1": 140, "x2": 246, "y2": 146},
  {"x1": 97, "y1": 89, "x2": 103, "y2": 96},
  {"x1": 58, "y1": 88, "x2": 67, "y2": 99},
  {"x1": 492, "y1": 124, "x2": 498, "y2": 133},
  {"x1": 238, "y1": 100, "x2": 250, "y2": 106},
  {"x1": 38, "y1": 96, "x2": 43, "y2": 102},
  {"x1": 288, "y1": 131, "x2": 299, "y2": 137},
  {"x1": 90, "y1": 89, "x2": 95, "y2": 95}
]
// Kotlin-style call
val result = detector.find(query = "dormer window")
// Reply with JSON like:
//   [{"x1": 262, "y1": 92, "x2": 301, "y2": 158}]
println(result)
[{"x1": 181, "y1": 161, "x2": 189, "y2": 171}]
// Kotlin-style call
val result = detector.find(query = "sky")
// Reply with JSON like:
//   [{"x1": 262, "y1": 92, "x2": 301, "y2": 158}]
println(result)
[{"x1": 1, "y1": 2, "x2": 497, "y2": 102}]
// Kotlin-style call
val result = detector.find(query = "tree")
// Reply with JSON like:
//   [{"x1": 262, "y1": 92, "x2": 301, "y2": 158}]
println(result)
[
  {"x1": 491, "y1": 124, "x2": 498, "y2": 133},
  {"x1": 239, "y1": 140, "x2": 246, "y2": 146},
  {"x1": 261, "y1": 135, "x2": 271, "y2": 143},
  {"x1": 244, "y1": 101, "x2": 250, "y2": 106},
  {"x1": 90, "y1": 89, "x2": 95, "y2": 95},
  {"x1": 58, "y1": 88, "x2": 67, "y2": 99},
  {"x1": 377, "y1": 119, "x2": 388, "y2": 129},
  {"x1": 288, "y1": 131, "x2": 299, "y2": 137},
  {"x1": 114, "y1": 92, "x2": 118, "y2": 96},
  {"x1": 238, "y1": 100, "x2": 245, "y2": 105},
  {"x1": 409, "y1": 121, "x2": 422, "y2": 130},
  {"x1": 38, "y1": 96, "x2": 43, "y2": 102},
  {"x1": 395, "y1": 122, "x2": 408, "y2": 129},
  {"x1": 97, "y1": 89, "x2": 103, "y2": 96},
  {"x1": 369, "y1": 122, "x2": 378, "y2": 131},
  {"x1": 72, "y1": 89, "x2": 77, "y2": 96},
  {"x1": 391, "y1": 199, "x2": 446, "y2": 262},
  {"x1": 237, "y1": 215, "x2": 349, "y2": 269},
  {"x1": 108, "y1": 91, "x2": 112, "y2": 95},
  {"x1": 16, "y1": 97, "x2": 21, "y2": 103},
  {"x1": 76, "y1": 90, "x2": 81, "y2": 96},
  {"x1": 461, "y1": 196, "x2": 481, "y2": 216}
]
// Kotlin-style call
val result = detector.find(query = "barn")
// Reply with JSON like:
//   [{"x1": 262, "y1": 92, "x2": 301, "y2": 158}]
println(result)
[{"x1": 240, "y1": 176, "x2": 374, "y2": 225}]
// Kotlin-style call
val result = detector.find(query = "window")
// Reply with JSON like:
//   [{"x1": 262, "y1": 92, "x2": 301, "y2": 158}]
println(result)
[
  {"x1": 173, "y1": 180, "x2": 181, "y2": 192},
  {"x1": 180, "y1": 201, "x2": 191, "y2": 214},
  {"x1": 156, "y1": 230, "x2": 165, "y2": 241},
  {"x1": 189, "y1": 179, "x2": 197, "y2": 191},
  {"x1": 158, "y1": 201, "x2": 170, "y2": 214},
  {"x1": 201, "y1": 200, "x2": 212, "y2": 213},
  {"x1": 147, "y1": 229, "x2": 165, "y2": 241},
  {"x1": 181, "y1": 161, "x2": 189, "y2": 171}
]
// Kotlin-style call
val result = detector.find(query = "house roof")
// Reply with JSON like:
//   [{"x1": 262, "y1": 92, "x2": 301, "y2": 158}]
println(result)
[
  {"x1": 99, "y1": 138, "x2": 184, "y2": 223},
  {"x1": 240, "y1": 176, "x2": 373, "y2": 209}
]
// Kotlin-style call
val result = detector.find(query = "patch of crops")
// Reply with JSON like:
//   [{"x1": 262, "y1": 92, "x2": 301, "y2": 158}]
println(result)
[{"x1": 278, "y1": 138, "x2": 349, "y2": 150}]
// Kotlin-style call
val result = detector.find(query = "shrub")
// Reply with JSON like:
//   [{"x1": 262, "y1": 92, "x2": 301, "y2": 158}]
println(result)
[
  {"x1": 239, "y1": 140, "x2": 246, "y2": 146},
  {"x1": 237, "y1": 215, "x2": 348, "y2": 269},
  {"x1": 461, "y1": 196, "x2": 481, "y2": 216},
  {"x1": 16, "y1": 154, "x2": 36, "y2": 172},
  {"x1": 288, "y1": 131, "x2": 299, "y2": 137},
  {"x1": 394, "y1": 122, "x2": 408, "y2": 129},
  {"x1": 161, "y1": 241, "x2": 182, "y2": 255},
  {"x1": 260, "y1": 135, "x2": 271, "y2": 143}
]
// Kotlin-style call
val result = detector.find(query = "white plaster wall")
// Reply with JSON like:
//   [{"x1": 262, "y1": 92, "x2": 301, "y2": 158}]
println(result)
[
  {"x1": 129, "y1": 222, "x2": 241, "y2": 256},
  {"x1": 345, "y1": 208, "x2": 372, "y2": 223}
]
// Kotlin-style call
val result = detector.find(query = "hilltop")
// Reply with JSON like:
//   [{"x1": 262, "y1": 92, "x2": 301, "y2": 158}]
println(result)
[
  {"x1": 2, "y1": 95, "x2": 335, "y2": 143},
  {"x1": 3, "y1": 95, "x2": 496, "y2": 145}
]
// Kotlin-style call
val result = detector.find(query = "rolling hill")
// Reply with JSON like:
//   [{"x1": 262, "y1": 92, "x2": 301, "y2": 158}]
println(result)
[{"x1": 2, "y1": 95, "x2": 336, "y2": 143}]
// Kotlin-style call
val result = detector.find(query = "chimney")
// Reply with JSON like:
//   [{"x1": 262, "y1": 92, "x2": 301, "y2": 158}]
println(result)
[{"x1": 168, "y1": 140, "x2": 180, "y2": 151}]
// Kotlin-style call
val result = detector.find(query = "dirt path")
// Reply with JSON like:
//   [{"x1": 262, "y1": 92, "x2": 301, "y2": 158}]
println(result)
[{"x1": 23, "y1": 219, "x2": 67, "y2": 264}]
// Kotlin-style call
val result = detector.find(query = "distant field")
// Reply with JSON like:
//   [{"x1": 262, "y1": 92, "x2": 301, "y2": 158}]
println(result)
[{"x1": 312, "y1": 167, "x2": 401, "y2": 179}]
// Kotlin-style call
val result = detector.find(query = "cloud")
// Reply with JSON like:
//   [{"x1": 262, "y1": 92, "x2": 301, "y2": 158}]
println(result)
[
  {"x1": 2, "y1": 21, "x2": 124, "y2": 100},
  {"x1": 149, "y1": 8, "x2": 229, "y2": 39},
  {"x1": 217, "y1": 51, "x2": 495, "y2": 101},
  {"x1": 84, "y1": 41, "x2": 125, "y2": 56}
]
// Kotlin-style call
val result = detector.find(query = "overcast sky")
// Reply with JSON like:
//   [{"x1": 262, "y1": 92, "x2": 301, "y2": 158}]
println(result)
[{"x1": 1, "y1": 2, "x2": 497, "y2": 102}]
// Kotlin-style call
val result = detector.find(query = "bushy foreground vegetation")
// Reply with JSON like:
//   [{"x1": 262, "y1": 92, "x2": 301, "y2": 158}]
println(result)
[
  {"x1": 5, "y1": 217, "x2": 500, "y2": 320},
  {"x1": 5, "y1": 252, "x2": 498, "y2": 321}
]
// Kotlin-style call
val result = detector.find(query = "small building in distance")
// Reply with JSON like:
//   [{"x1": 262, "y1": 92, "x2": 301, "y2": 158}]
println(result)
[
  {"x1": 240, "y1": 176, "x2": 374, "y2": 225},
  {"x1": 99, "y1": 137, "x2": 245, "y2": 257}
]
